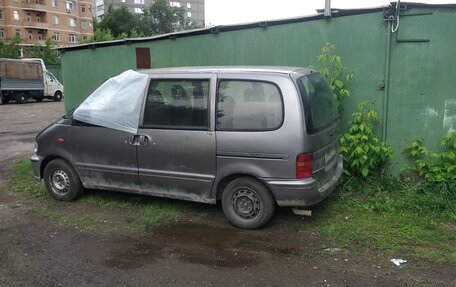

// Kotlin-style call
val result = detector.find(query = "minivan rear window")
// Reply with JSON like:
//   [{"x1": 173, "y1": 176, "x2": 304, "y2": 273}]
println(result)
[{"x1": 296, "y1": 74, "x2": 338, "y2": 134}]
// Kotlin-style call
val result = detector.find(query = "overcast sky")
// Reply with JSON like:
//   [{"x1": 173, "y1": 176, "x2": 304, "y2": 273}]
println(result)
[{"x1": 205, "y1": 0, "x2": 455, "y2": 26}]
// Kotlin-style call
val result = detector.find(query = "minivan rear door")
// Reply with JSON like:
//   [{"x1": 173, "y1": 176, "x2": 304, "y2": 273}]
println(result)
[
  {"x1": 136, "y1": 74, "x2": 217, "y2": 203},
  {"x1": 292, "y1": 72, "x2": 340, "y2": 185}
]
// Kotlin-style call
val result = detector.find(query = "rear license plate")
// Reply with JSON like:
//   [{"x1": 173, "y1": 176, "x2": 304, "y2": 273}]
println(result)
[{"x1": 325, "y1": 148, "x2": 336, "y2": 164}]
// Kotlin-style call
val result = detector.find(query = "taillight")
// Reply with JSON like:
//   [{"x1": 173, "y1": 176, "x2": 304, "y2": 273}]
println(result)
[{"x1": 296, "y1": 153, "x2": 313, "y2": 179}]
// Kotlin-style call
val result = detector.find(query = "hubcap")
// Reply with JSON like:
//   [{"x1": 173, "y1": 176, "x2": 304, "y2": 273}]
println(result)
[
  {"x1": 231, "y1": 188, "x2": 260, "y2": 219},
  {"x1": 50, "y1": 169, "x2": 70, "y2": 194}
]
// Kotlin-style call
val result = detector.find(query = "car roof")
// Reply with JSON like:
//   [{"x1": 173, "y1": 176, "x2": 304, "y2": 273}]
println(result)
[{"x1": 138, "y1": 66, "x2": 315, "y2": 76}]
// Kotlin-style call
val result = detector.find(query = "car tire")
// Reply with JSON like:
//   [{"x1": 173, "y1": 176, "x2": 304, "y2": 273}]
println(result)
[
  {"x1": 44, "y1": 159, "x2": 83, "y2": 201},
  {"x1": 53, "y1": 91, "x2": 62, "y2": 102},
  {"x1": 221, "y1": 177, "x2": 275, "y2": 229},
  {"x1": 15, "y1": 94, "x2": 27, "y2": 104}
]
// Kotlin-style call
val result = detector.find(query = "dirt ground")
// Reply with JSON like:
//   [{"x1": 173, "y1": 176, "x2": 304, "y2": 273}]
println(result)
[{"x1": 0, "y1": 101, "x2": 454, "y2": 287}]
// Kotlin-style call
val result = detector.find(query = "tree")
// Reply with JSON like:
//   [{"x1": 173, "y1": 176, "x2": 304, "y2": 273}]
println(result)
[
  {"x1": 28, "y1": 38, "x2": 60, "y2": 65},
  {"x1": 89, "y1": 28, "x2": 116, "y2": 42},
  {"x1": 96, "y1": 6, "x2": 138, "y2": 38},
  {"x1": 138, "y1": 0, "x2": 193, "y2": 36},
  {"x1": 0, "y1": 35, "x2": 22, "y2": 59}
]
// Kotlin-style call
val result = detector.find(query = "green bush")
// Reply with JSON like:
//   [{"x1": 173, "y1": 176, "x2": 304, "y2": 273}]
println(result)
[
  {"x1": 404, "y1": 132, "x2": 456, "y2": 184},
  {"x1": 340, "y1": 101, "x2": 393, "y2": 177}
]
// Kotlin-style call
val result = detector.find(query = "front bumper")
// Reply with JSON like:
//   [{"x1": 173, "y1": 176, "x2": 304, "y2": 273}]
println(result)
[
  {"x1": 266, "y1": 155, "x2": 343, "y2": 207},
  {"x1": 30, "y1": 154, "x2": 43, "y2": 180}
]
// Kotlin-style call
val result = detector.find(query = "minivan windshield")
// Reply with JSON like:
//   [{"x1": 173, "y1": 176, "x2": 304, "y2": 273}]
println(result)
[{"x1": 296, "y1": 73, "x2": 338, "y2": 133}]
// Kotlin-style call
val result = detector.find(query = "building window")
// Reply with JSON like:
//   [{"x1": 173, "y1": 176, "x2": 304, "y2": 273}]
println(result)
[
  {"x1": 66, "y1": 1, "x2": 75, "y2": 11},
  {"x1": 81, "y1": 5, "x2": 86, "y2": 12},
  {"x1": 52, "y1": 0, "x2": 57, "y2": 7},
  {"x1": 38, "y1": 33, "x2": 43, "y2": 40},
  {"x1": 134, "y1": 7, "x2": 143, "y2": 13},
  {"x1": 13, "y1": 11, "x2": 19, "y2": 21},
  {"x1": 54, "y1": 32, "x2": 60, "y2": 41},
  {"x1": 0, "y1": 29, "x2": 4, "y2": 39},
  {"x1": 28, "y1": 31, "x2": 33, "y2": 40},
  {"x1": 187, "y1": 3, "x2": 191, "y2": 8},
  {"x1": 82, "y1": 35, "x2": 88, "y2": 43},
  {"x1": 187, "y1": 12, "x2": 191, "y2": 17},
  {"x1": 15, "y1": 29, "x2": 20, "y2": 37},
  {"x1": 36, "y1": 14, "x2": 40, "y2": 22},
  {"x1": 134, "y1": 0, "x2": 144, "y2": 4},
  {"x1": 53, "y1": 15, "x2": 59, "y2": 25},
  {"x1": 0, "y1": 10, "x2": 3, "y2": 20},
  {"x1": 68, "y1": 34, "x2": 77, "y2": 43},
  {"x1": 68, "y1": 18, "x2": 76, "y2": 27},
  {"x1": 81, "y1": 21, "x2": 87, "y2": 29},
  {"x1": 169, "y1": 1, "x2": 180, "y2": 7}
]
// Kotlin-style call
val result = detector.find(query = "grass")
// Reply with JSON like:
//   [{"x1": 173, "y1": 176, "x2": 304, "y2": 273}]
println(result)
[
  {"x1": 9, "y1": 159, "x2": 190, "y2": 232},
  {"x1": 8, "y1": 158, "x2": 456, "y2": 263},
  {"x1": 313, "y1": 176, "x2": 456, "y2": 262}
]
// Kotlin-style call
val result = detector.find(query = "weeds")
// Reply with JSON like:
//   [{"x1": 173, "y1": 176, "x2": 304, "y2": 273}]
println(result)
[{"x1": 314, "y1": 176, "x2": 456, "y2": 262}]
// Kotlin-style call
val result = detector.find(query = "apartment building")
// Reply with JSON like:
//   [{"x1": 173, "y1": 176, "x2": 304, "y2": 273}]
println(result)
[
  {"x1": 0, "y1": 0, "x2": 94, "y2": 48},
  {"x1": 96, "y1": 0, "x2": 204, "y2": 27}
]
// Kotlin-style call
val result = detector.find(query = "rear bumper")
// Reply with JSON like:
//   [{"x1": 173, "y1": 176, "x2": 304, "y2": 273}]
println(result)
[
  {"x1": 266, "y1": 155, "x2": 343, "y2": 207},
  {"x1": 30, "y1": 154, "x2": 43, "y2": 180}
]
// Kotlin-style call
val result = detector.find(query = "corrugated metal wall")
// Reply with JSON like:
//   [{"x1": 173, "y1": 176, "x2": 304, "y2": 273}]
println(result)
[{"x1": 60, "y1": 6, "x2": 456, "y2": 172}]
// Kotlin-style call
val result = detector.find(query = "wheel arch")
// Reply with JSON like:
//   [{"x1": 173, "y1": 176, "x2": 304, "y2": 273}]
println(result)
[
  {"x1": 40, "y1": 155, "x2": 75, "y2": 180},
  {"x1": 214, "y1": 172, "x2": 275, "y2": 202}
]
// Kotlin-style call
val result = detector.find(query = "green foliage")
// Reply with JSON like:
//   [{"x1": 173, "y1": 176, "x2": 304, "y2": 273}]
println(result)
[
  {"x1": 0, "y1": 36, "x2": 22, "y2": 59},
  {"x1": 96, "y1": 6, "x2": 139, "y2": 38},
  {"x1": 138, "y1": 0, "x2": 187, "y2": 36},
  {"x1": 340, "y1": 101, "x2": 393, "y2": 177},
  {"x1": 404, "y1": 132, "x2": 456, "y2": 184},
  {"x1": 314, "y1": 176, "x2": 456, "y2": 262},
  {"x1": 89, "y1": 28, "x2": 116, "y2": 42},
  {"x1": 91, "y1": 0, "x2": 201, "y2": 42},
  {"x1": 314, "y1": 43, "x2": 355, "y2": 112},
  {"x1": 28, "y1": 38, "x2": 60, "y2": 65}
]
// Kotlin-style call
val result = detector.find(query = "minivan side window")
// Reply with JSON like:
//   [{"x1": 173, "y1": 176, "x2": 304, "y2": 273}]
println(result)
[
  {"x1": 143, "y1": 79, "x2": 209, "y2": 129},
  {"x1": 217, "y1": 80, "x2": 283, "y2": 130}
]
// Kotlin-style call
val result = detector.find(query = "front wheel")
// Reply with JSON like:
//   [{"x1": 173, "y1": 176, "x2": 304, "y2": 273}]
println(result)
[
  {"x1": 44, "y1": 159, "x2": 82, "y2": 201},
  {"x1": 53, "y1": 91, "x2": 62, "y2": 102},
  {"x1": 222, "y1": 177, "x2": 275, "y2": 229}
]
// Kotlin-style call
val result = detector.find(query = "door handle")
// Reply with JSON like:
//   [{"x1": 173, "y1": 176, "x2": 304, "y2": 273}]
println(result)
[
  {"x1": 138, "y1": 135, "x2": 150, "y2": 146},
  {"x1": 126, "y1": 135, "x2": 150, "y2": 146},
  {"x1": 127, "y1": 135, "x2": 138, "y2": 145}
]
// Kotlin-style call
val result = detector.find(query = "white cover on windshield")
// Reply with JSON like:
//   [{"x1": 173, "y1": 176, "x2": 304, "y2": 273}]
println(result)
[{"x1": 73, "y1": 70, "x2": 149, "y2": 134}]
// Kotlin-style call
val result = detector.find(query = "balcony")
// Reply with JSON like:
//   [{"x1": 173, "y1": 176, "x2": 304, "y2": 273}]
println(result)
[
  {"x1": 23, "y1": 20, "x2": 48, "y2": 30},
  {"x1": 23, "y1": 0, "x2": 47, "y2": 12}
]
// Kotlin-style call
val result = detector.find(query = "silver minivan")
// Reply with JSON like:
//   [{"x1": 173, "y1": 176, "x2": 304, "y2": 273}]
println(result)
[{"x1": 31, "y1": 67, "x2": 343, "y2": 229}]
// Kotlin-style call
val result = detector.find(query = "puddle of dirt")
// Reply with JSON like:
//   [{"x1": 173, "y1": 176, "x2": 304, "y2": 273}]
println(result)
[{"x1": 105, "y1": 223, "x2": 299, "y2": 270}]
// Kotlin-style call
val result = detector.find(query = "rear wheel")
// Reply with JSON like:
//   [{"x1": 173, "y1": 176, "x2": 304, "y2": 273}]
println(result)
[
  {"x1": 44, "y1": 159, "x2": 82, "y2": 201},
  {"x1": 15, "y1": 94, "x2": 27, "y2": 104},
  {"x1": 53, "y1": 91, "x2": 62, "y2": 102},
  {"x1": 221, "y1": 177, "x2": 275, "y2": 229}
]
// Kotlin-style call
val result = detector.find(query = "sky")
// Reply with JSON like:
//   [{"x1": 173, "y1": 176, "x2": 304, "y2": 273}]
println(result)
[{"x1": 205, "y1": 0, "x2": 455, "y2": 26}]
